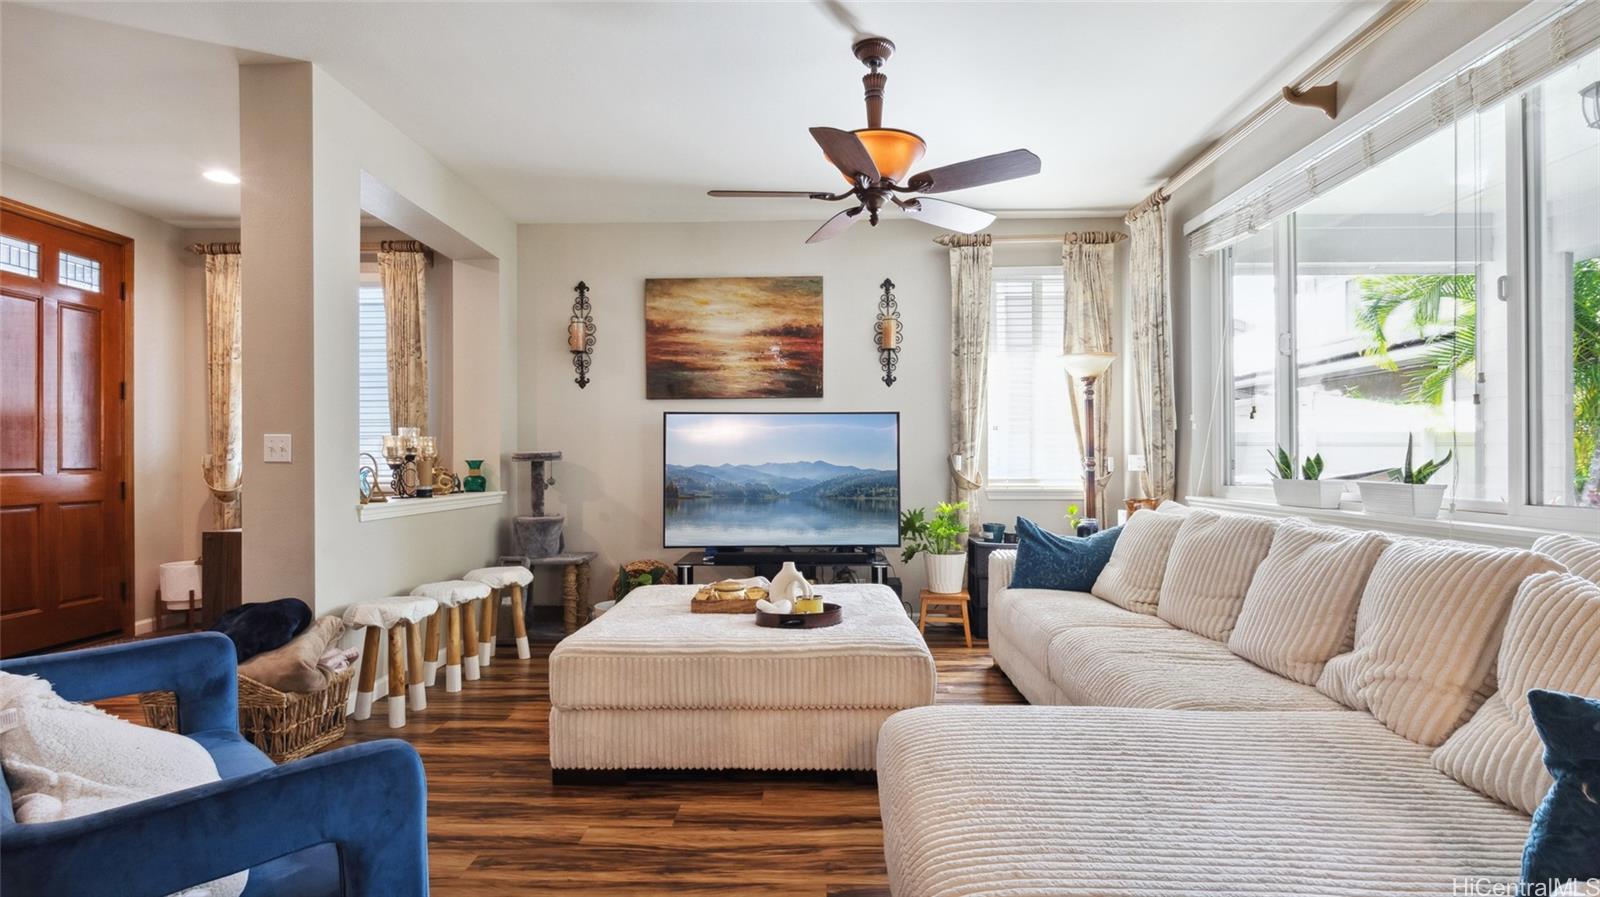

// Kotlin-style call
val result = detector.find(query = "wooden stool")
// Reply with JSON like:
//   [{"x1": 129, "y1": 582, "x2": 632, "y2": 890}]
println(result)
[
  {"x1": 410, "y1": 580, "x2": 492, "y2": 691},
  {"x1": 918, "y1": 589, "x2": 972, "y2": 648},
  {"x1": 342, "y1": 596, "x2": 439, "y2": 728},
  {"x1": 464, "y1": 566, "x2": 535, "y2": 660}
]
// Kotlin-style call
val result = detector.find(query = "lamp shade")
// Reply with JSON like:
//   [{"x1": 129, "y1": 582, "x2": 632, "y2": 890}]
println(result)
[
  {"x1": 1583, "y1": 80, "x2": 1600, "y2": 129},
  {"x1": 848, "y1": 128, "x2": 927, "y2": 183},
  {"x1": 1061, "y1": 351, "x2": 1115, "y2": 380}
]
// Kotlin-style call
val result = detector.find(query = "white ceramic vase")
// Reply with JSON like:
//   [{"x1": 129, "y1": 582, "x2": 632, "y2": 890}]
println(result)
[
  {"x1": 1358, "y1": 481, "x2": 1448, "y2": 518},
  {"x1": 769, "y1": 562, "x2": 813, "y2": 603},
  {"x1": 925, "y1": 552, "x2": 967, "y2": 594},
  {"x1": 1270, "y1": 477, "x2": 1346, "y2": 509}
]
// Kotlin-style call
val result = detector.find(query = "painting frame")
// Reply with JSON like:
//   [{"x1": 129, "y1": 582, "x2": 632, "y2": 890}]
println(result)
[{"x1": 644, "y1": 276, "x2": 824, "y2": 399}]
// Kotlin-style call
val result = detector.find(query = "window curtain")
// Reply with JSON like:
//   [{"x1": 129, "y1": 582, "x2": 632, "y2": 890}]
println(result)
[
  {"x1": 945, "y1": 234, "x2": 993, "y2": 529},
  {"x1": 378, "y1": 245, "x2": 429, "y2": 435},
  {"x1": 1062, "y1": 231, "x2": 1125, "y2": 522},
  {"x1": 1126, "y1": 194, "x2": 1178, "y2": 500},
  {"x1": 199, "y1": 244, "x2": 242, "y2": 529}
]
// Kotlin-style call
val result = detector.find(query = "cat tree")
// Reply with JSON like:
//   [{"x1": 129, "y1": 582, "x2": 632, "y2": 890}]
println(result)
[{"x1": 503, "y1": 451, "x2": 596, "y2": 634}]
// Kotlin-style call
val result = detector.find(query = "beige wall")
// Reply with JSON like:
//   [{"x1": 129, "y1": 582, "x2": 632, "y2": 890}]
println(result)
[
  {"x1": 1163, "y1": 0, "x2": 1532, "y2": 498},
  {"x1": 238, "y1": 63, "x2": 519, "y2": 614},
  {"x1": 1, "y1": 163, "x2": 193, "y2": 629},
  {"x1": 517, "y1": 217, "x2": 1127, "y2": 606}
]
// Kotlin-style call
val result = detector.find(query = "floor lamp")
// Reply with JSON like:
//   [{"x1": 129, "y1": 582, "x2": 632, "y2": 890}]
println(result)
[{"x1": 1062, "y1": 351, "x2": 1116, "y2": 530}]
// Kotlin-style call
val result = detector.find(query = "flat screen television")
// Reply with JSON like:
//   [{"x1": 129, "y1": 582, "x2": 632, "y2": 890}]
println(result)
[{"x1": 663, "y1": 411, "x2": 900, "y2": 549}]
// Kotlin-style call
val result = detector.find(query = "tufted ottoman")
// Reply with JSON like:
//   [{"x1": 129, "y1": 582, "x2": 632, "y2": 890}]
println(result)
[
  {"x1": 548, "y1": 583, "x2": 935, "y2": 779},
  {"x1": 343, "y1": 595, "x2": 439, "y2": 728}
]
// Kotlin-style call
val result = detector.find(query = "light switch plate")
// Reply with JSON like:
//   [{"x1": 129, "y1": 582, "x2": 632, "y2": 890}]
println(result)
[{"x1": 264, "y1": 433, "x2": 292, "y2": 463}]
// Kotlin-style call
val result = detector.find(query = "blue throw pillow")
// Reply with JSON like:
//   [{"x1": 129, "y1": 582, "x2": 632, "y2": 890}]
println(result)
[
  {"x1": 1522, "y1": 689, "x2": 1600, "y2": 891},
  {"x1": 1008, "y1": 517, "x2": 1121, "y2": 591}
]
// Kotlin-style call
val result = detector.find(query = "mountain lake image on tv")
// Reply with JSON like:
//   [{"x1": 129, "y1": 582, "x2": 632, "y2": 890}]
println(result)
[{"x1": 664, "y1": 412, "x2": 900, "y2": 548}]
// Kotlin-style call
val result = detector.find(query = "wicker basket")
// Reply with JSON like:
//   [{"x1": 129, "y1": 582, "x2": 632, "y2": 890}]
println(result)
[{"x1": 140, "y1": 665, "x2": 356, "y2": 764}]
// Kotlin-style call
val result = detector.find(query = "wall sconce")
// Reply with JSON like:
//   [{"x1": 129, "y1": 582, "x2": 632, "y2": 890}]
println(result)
[
  {"x1": 874, "y1": 277, "x2": 902, "y2": 387},
  {"x1": 567, "y1": 280, "x2": 595, "y2": 388},
  {"x1": 1583, "y1": 81, "x2": 1600, "y2": 129}
]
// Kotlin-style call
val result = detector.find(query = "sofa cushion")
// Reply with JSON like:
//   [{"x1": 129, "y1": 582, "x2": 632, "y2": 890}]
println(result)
[
  {"x1": 1433, "y1": 572, "x2": 1600, "y2": 814},
  {"x1": 1227, "y1": 520, "x2": 1392, "y2": 685},
  {"x1": 989, "y1": 588, "x2": 1171, "y2": 679},
  {"x1": 877, "y1": 705, "x2": 1528, "y2": 897},
  {"x1": 1047, "y1": 626, "x2": 1347, "y2": 711},
  {"x1": 1533, "y1": 533, "x2": 1600, "y2": 584},
  {"x1": 1154, "y1": 509, "x2": 1277, "y2": 641},
  {"x1": 1316, "y1": 540, "x2": 1562, "y2": 746},
  {"x1": 1009, "y1": 518, "x2": 1121, "y2": 591},
  {"x1": 1089, "y1": 508, "x2": 1187, "y2": 614}
]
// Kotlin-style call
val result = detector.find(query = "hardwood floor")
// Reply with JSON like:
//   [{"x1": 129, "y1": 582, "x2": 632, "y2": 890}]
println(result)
[{"x1": 338, "y1": 623, "x2": 1023, "y2": 896}]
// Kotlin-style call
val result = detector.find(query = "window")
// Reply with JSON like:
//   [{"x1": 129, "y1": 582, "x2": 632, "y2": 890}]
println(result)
[
  {"x1": 357, "y1": 267, "x2": 390, "y2": 466},
  {"x1": 1528, "y1": 51, "x2": 1600, "y2": 508},
  {"x1": 1227, "y1": 228, "x2": 1277, "y2": 485},
  {"x1": 1208, "y1": 36, "x2": 1600, "y2": 526},
  {"x1": 986, "y1": 267, "x2": 1082, "y2": 491},
  {"x1": 57, "y1": 251, "x2": 100, "y2": 292}
]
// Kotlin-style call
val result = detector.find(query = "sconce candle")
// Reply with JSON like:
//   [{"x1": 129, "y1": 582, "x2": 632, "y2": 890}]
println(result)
[
  {"x1": 568, "y1": 281, "x2": 596, "y2": 388},
  {"x1": 874, "y1": 278, "x2": 903, "y2": 387}
]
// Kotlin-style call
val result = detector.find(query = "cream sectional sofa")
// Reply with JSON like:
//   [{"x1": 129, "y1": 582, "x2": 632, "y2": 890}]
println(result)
[{"x1": 877, "y1": 507, "x2": 1600, "y2": 896}]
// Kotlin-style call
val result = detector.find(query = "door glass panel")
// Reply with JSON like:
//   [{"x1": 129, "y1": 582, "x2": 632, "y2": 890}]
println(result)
[
  {"x1": 0, "y1": 236, "x2": 39, "y2": 278},
  {"x1": 1228, "y1": 229, "x2": 1277, "y2": 484},
  {"x1": 57, "y1": 251, "x2": 101, "y2": 292}
]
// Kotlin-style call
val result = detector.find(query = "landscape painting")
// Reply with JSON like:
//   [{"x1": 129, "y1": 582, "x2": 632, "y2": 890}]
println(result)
[
  {"x1": 644, "y1": 276, "x2": 823, "y2": 399},
  {"x1": 663, "y1": 412, "x2": 899, "y2": 547}
]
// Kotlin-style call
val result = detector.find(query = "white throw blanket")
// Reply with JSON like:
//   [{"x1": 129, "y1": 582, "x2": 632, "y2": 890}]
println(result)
[{"x1": 0, "y1": 672, "x2": 248, "y2": 897}]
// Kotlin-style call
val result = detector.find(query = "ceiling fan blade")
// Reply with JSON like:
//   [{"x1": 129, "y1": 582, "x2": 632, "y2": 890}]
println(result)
[
  {"x1": 898, "y1": 197, "x2": 995, "y2": 234},
  {"x1": 810, "y1": 127, "x2": 880, "y2": 183},
  {"x1": 817, "y1": 0, "x2": 871, "y2": 39},
  {"x1": 806, "y1": 206, "x2": 865, "y2": 244},
  {"x1": 708, "y1": 190, "x2": 836, "y2": 198},
  {"x1": 906, "y1": 149, "x2": 1041, "y2": 194}
]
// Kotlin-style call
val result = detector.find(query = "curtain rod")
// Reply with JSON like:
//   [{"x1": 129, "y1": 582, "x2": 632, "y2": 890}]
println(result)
[
  {"x1": 1152, "y1": 0, "x2": 1425, "y2": 203},
  {"x1": 931, "y1": 232, "x2": 1128, "y2": 246},
  {"x1": 188, "y1": 242, "x2": 240, "y2": 255},
  {"x1": 361, "y1": 240, "x2": 435, "y2": 266}
]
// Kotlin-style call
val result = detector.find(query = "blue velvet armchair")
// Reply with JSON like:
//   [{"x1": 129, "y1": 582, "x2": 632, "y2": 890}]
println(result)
[{"x1": 0, "y1": 632, "x2": 429, "y2": 897}]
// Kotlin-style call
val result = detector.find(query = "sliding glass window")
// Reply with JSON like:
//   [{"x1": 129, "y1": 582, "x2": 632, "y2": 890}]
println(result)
[{"x1": 1215, "y1": 39, "x2": 1599, "y2": 525}]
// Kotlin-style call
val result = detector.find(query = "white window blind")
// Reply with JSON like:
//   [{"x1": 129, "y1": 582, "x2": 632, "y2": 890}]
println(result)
[
  {"x1": 987, "y1": 268, "x2": 1082, "y2": 489},
  {"x1": 1188, "y1": 0, "x2": 1600, "y2": 255},
  {"x1": 357, "y1": 273, "x2": 390, "y2": 465}
]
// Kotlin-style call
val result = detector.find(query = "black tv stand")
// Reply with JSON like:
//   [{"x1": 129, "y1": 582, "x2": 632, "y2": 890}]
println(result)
[{"x1": 675, "y1": 548, "x2": 890, "y2": 586}]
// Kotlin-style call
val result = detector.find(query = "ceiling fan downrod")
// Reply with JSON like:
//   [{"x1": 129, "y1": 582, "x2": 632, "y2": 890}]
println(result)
[{"x1": 853, "y1": 36, "x2": 894, "y2": 130}]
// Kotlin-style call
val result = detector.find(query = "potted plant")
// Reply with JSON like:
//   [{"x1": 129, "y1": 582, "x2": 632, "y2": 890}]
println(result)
[
  {"x1": 1358, "y1": 435, "x2": 1452, "y2": 518},
  {"x1": 1267, "y1": 446, "x2": 1345, "y2": 509},
  {"x1": 901, "y1": 502, "x2": 968, "y2": 594}
]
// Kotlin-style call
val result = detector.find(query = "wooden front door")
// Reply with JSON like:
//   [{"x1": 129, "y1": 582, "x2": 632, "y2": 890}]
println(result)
[{"x1": 1, "y1": 200, "x2": 131, "y2": 655}]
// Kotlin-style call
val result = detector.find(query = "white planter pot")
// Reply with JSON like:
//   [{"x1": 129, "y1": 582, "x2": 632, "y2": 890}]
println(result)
[
  {"x1": 1358, "y1": 481, "x2": 1448, "y2": 519},
  {"x1": 1270, "y1": 478, "x2": 1346, "y2": 510},
  {"x1": 925, "y1": 553, "x2": 967, "y2": 594}
]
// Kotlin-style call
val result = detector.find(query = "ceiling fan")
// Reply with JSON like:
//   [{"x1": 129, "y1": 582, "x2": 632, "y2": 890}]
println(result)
[{"x1": 708, "y1": 35, "x2": 1041, "y2": 243}]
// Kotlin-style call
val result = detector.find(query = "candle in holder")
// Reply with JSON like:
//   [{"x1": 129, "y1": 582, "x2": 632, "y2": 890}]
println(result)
[
  {"x1": 568, "y1": 320, "x2": 586, "y2": 352},
  {"x1": 398, "y1": 427, "x2": 420, "y2": 456},
  {"x1": 879, "y1": 317, "x2": 898, "y2": 348},
  {"x1": 418, "y1": 436, "x2": 437, "y2": 459},
  {"x1": 382, "y1": 434, "x2": 400, "y2": 462}
]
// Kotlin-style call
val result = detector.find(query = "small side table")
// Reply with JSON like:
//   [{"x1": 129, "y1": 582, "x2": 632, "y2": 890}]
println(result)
[{"x1": 918, "y1": 589, "x2": 972, "y2": 648}]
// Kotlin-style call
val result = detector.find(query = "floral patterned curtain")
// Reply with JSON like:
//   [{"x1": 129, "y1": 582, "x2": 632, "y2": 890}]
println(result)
[
  {"x1": 1062, "y1": 231, "x2": 1125, "y2": 522},
  {"x1": 1126, "y1": 195, "x2": 1178, "y2": 501},
  {"x1": 200, "y1": 246, "x2": 242, "y2": 529},
  {"x1": 945, "y1": 235, "x2": 993, "y2": 529},
  {"x1": 378, "y1": 246, "x2": 429, "y2": 435}
]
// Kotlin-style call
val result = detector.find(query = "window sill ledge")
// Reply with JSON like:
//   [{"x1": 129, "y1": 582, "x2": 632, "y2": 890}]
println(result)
[
  {"x1": 1186, "y1": 495, "x2": 1580, "y2": 549},
  {"x1": 984, "y1": 486, "x2": 1086, "y2": 501},
  {"x1": 357, "y1": 490, "x2": 505, "y2": 522}
]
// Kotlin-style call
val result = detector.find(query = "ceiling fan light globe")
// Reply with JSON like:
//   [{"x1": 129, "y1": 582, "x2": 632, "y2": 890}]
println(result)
[{"x1": 846, "y1": 128, "x2": 926, "y2": 183}]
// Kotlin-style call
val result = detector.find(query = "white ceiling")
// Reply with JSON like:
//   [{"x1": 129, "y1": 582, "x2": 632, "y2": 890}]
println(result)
[{"x1": 4, "y1": 1, "x2": 1381, "y2": 227}]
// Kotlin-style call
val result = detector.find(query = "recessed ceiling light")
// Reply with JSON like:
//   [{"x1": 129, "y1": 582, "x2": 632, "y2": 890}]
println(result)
[{"x1": 203, "y1": 169, "x2": 241, "y2": 185}]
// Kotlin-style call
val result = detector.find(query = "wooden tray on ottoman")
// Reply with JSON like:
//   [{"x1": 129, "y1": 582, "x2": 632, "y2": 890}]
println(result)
[{"x1": 755, "y1": 602, "x2": 843, "y2": 629}]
